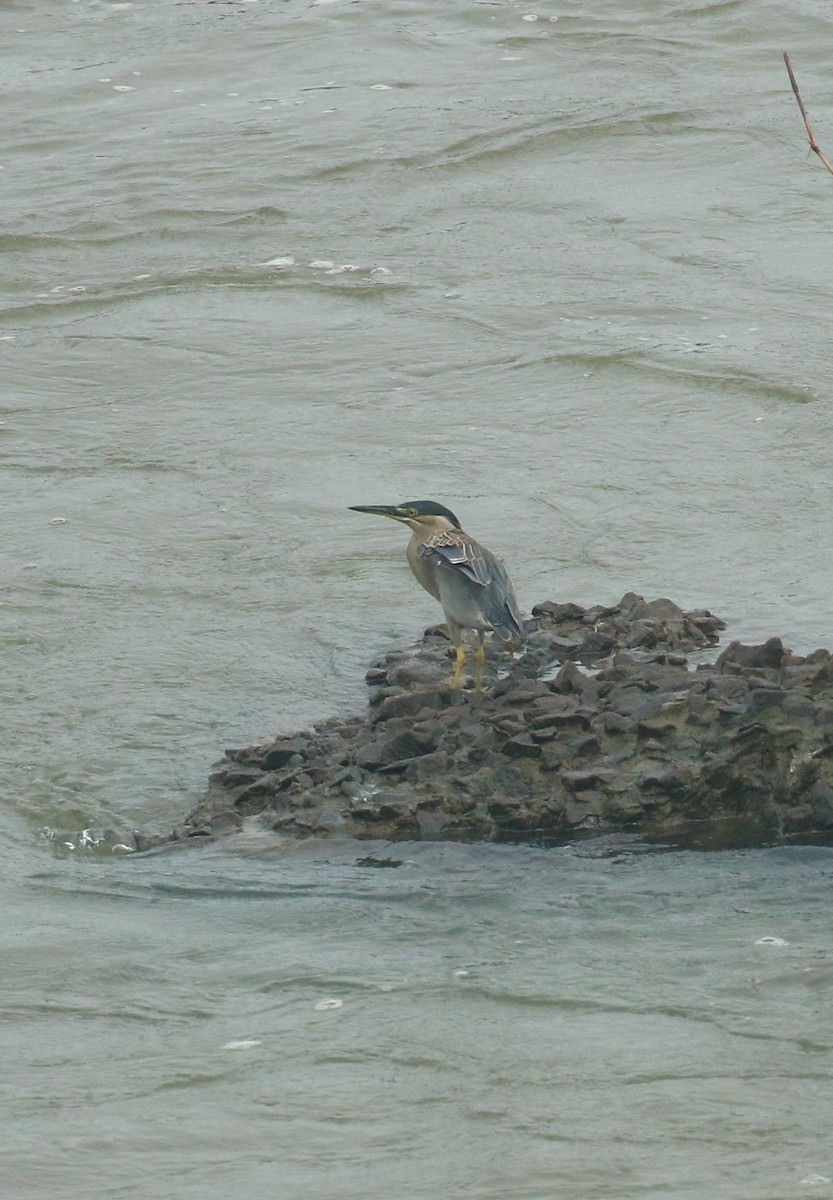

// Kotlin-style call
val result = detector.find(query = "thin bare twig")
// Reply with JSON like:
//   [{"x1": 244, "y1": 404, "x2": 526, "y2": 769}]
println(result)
[{"x1": 783, "y1": 51, "x2": 833, "y2": 177}]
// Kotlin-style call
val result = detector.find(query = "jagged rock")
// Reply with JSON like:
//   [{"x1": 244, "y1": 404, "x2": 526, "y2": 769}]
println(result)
[{"x1": 135, "y1": 593, "x2": 833, "y2": 853}]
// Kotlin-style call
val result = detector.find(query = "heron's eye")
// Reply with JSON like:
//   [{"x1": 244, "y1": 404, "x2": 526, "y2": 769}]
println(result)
[{"x1": 404, "y1": 507, "x2": 419, "y2": 517}]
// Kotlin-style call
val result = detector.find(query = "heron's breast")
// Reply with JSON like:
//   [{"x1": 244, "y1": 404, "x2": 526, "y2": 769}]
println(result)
[{"x1": 406, "y1": 539, "x2": 441, "y2": 601}]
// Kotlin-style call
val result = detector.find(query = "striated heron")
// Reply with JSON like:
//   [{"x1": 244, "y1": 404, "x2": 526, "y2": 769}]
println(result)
[{"x1": 349, "y1": 500, "x2": 523, "y2": 690}]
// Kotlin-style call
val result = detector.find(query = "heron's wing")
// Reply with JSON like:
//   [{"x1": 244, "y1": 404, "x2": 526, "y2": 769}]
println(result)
[
  {"x1": 417, "y1": 531, "x2": 491, "y2": 587},
  {"x1": 488, "y1": 572, "x2": 524, "y2": 640},
  {"x1": 419, "y1": 532, "x2": 525, "y2": 641},
  {"x1": 478, "y1": 550, "x2": 524, "y2": 640}
]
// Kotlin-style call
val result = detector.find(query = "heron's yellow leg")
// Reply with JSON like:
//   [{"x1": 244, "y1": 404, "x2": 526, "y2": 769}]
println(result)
[
  {"x1": 474, "y1": 643, "x2": 486, "y2": 692},
  {"x1": 451, "y1": 646, "x2": 466, "y2": 689}
]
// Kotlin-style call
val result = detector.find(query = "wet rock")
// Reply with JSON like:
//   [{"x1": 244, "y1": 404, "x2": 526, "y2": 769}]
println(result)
[
  {"x1": 371, "y1": 688, "x2": 460, "y2": 723},
  {"x1": 548, "y1": 634, "x2": 585, "y2": 655},
  {"x1": 205, "y1": 811, "x2": 243, "y2": 836},
  {"x1": 638, "y1": 769, "x2": 687, "y2": 794},
  {"x1": 501, "y1": 733, "x2": 543, "y2": 760},
  {"x1": 401, "y1": 750, "x2": 454, "y2": 782},
  {"x1": 355, "y1": 855, "x2": 406, "y2": 869},
  {"x1": 142, "y1": 592, "x2": 833, "y2": 853},
  {"x1": 636, "y1": 718, "x2": 680, "y2": 740},
  {"x1": 530, "y1": 710, "x2": 590, "y2": 732},
  {"x1": 209, "y1": 764, "x2": 265, "y2": 789},
  {"x1": 580, "y1": 631, "x2": 617, "y2": 658},
  {"x1": 565, "y1": 793, "x2": 605, "y2": 825},
  {"x1": 132, "y1": 830, "x2": 167, "y2": 853},
  {"x1": 552, "y1": 661, "x2": 587, "y2": 694},
  {"x1": 561, "y1": 766, "x2": 617, "y2": 791},
  {"x1": 256, "y1": 738, "x2": 310, "y2": 770},
  {"x1": 531, "y1": 601, "x2": 587, "y2": 620},
  {"x1": 386, "y1": 658, "x2": 446, "y2": 688},
  {"x1": 493, "y1": 679, "x2": 550, "y2": 705},
  {"x1": 353, "y1": 729, "x2": 436, "y2": 771},
  {"x1": 716, "y1": 638, "x2": 787, "y2": 671},
  {"x1": 600, "y1": 711, "x2": 635, "y2": 735}
]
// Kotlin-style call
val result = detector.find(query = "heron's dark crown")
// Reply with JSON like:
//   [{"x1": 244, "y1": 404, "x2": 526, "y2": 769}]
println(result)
[{"x1": 399, "y1": 501, "x2": 462, "y2": 529}]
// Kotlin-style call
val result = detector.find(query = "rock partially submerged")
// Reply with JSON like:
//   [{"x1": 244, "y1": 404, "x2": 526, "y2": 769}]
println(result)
[{"x1": 135, "y1": 593, "x2": 833, "y2": 853}]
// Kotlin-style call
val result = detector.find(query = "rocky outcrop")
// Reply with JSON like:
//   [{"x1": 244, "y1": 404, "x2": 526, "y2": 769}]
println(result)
[{"x1": 134, "y1": 593, "x2": 833, "y2": 852}]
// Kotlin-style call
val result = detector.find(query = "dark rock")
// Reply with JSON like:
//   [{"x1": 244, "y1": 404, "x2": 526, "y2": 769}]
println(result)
[
  {"x1": 528, "y1": 725, "x2": 559, "y2": 744},
  {"x1": 705, "y1": 675, "x2": 750, "y2": 701},
  {"x1": 624, "y1": 596, "x2": 686, "y2": 624},
  {"x1": 565, "y1": 734, "x2": 601, "y2": 761},
  {"x1": 386, "y1": 659, "x2": 446, "y2": 688},
  {"x1": 501, "y1": 733, "x2": 543, "y2": 760},
  {"x1": 206, "y1": 811, "x2": 243, "y2": 836},
  {"x1": 627, "y1": 623, "x2": 659, "y2": 649},
  {"x1": 686, "y1": 609, "x2": 726, "y2": 637},
  {"x1": 371, "y1": 688, "x2": 460, "y2": 723},
  {"x1": 562, "y1": 768, "x2": 615, "y2": 791},
  {"x1": 255, "y1": 738, "x2": 310, "y2": 770},
  {"x1": 489, "y1": 714, "x2": 526, "y2": 736},
  {"x1": 782, "y1": 694, "x2": 818, "y2": 720},
  {"x1": 606, "y1": 688, "x2": 672, "y2": 720},
  {"x1": 531, "y1": 601, "x2": 587, "y2": 620},
  {"x1": 132, "y1": 830, "x2": 167, "y2": 853},
  {"x1": 136, "y1": 594, "x2": 833, "y2": 853},
  {"x1": 353, "y1": 741, "x2": 392, "y2": 770},
  {"x1": 565, "y1": 793, "x2": 605, "y2": 825},
  {"x1": 639, "y1": 770, "x2": 687, "y2": 794},
  {"x1": 493, "y1": 682, "x2": 550, "y2": 707},
  {"x1": 805, "y1": 657, "x2": 833, "y2": 689},
  {"x1": 552, "y1": 660, "x2": 588, "y2": 694},
  {"x1": 600, "y1": 711, "x2": 635, "y2": 735},
  {"x1": 636, "y1": 719, "x2": 679, "y2": 740},
  {"x1": 210, "y1": 765, "x2": 265, "y2": 789},
  {"x1": 747, "y1": 689, "x2": 790, "y2": 716},
  {"x1": 580, "y1": 631, "x2": 617, "y2": 658},
  {"x1": 583, "y1": 604, "x2": 619, "y2": 623},
  {"x1": 355, "y1": 855, "x2": 406, "y2": 868},
  {"x1": 402, "y1": 750, "x2": 454, "y2": 782},
  {"x1": 354, "y1": 729, "x2": 437, "y2": 771},
  {"x1": 716, "y1": 638, "x2": 787, "y2": 671},
  {"x1": 488, "y1": 763, "x2": 536, "y2": 798},
  {"x1": 548, "y1": 635, "x2": 585, "y2": 655},
  {"x1": 234, "y1": 771, "x2": 297, "y2": 807},
  {"x1": 532, "y1": 708, "x2": 591, "y2": 730}
]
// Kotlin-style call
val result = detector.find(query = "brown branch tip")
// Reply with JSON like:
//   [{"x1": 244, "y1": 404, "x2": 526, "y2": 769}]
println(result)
[{"x1": 783, "y1": 51, "x2": 833, "y2": 177}]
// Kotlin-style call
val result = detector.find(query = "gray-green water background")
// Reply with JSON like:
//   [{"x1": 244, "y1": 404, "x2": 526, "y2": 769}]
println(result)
[{"x1": 3, "y1": 2, "x2": 833, "y2": 1197}]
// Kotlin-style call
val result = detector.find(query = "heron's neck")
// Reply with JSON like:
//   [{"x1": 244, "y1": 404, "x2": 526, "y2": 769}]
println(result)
[{"x1": 407, "y1": 517, "x2": 456, "y2": 543}]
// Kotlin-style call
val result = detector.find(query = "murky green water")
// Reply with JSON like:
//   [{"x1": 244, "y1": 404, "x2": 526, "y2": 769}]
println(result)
[
  {"x1": 3, "y1": 1, "x2": 833, "y2": 1195},
  {"x1": 5, "y1": 838, "x2": 833, "y2": 1199}
]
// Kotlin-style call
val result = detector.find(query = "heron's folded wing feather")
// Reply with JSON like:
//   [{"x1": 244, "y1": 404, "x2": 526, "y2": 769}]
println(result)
[{"x1": 418, "y1": 532, "x2": 491, "y2": 586}]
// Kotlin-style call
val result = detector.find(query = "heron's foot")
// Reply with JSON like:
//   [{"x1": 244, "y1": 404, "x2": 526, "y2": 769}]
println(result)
[
  {"x1": 474, "y1": 644, "x2": 486, "y2": 693},
  {"x1": 450, "y1": 646, "x2": 466, "y2": 689}
]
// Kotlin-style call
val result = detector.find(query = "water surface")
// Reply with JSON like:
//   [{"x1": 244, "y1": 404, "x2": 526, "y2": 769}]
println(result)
[{"x1": 3, "y1": 1, "x2": 833, "y2": 1195}]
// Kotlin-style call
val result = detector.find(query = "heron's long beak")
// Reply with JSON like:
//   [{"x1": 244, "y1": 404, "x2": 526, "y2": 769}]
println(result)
[{"x1": 348, "y1": 505, "x2": 410, "y2": 522}]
